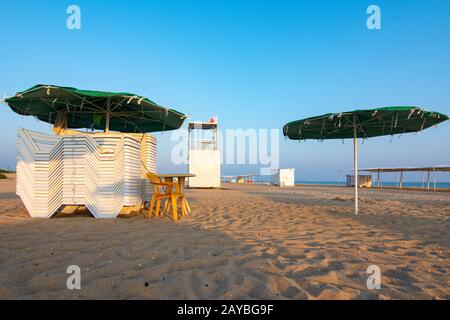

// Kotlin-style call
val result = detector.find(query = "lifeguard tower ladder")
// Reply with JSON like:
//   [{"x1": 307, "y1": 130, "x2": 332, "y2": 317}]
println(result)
[{"x1": 188, "y1": 120, "x2": 221, "y2": 188}]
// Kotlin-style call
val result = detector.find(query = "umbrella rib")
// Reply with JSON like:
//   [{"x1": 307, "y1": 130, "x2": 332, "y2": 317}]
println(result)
[
  {"x1": 110, "y1": 98, "x2": 128, "y2": 112},
  {"x1": 319, "y1": 114, "x2": 353, "y2": 138},
  {"x1": 30, "y1": 98, "x2": 104, "y2": 118},
  {"x1": 15, "y1": 96, "x2": 107, "y2": 113},
  {"x1": 109, "y1": 113, "x2": 142, "y2": 133},
  {"x1": 6, "y1": 85, "x2": 186, "y2": 132}
]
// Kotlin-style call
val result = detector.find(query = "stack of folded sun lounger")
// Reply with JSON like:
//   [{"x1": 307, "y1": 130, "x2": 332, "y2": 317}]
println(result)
[{"x1": 16, "y1": 128, "x2": 157, "y2": 218}]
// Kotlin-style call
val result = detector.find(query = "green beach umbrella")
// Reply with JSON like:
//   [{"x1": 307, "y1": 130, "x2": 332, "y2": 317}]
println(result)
[
  {"x1": 283, "y1": 106, "x2": 449, "y2": 215},
  {"x1": 3, "y1": 84, "x2": 187, "y2": 133}
]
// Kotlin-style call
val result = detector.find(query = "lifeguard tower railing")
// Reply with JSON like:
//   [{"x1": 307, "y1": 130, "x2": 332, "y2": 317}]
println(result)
[{"x1": 188, "y1": 122, "x2": 218, "y2": 150}]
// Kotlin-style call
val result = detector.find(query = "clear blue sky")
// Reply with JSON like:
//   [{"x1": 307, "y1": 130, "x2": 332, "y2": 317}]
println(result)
[{"x1": 1, "y1": 0, "x2": 449, "y2": 181}]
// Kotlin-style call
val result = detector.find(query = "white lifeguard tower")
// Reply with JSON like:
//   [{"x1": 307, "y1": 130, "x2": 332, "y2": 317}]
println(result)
[{"x1": 188, "y1": 118, "x2": 221, "y2": 188}]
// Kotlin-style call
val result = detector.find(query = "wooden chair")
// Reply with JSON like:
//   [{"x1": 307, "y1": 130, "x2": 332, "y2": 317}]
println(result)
[{"x1": 146, "y1": 173, "x2": 186, "y2": 222}]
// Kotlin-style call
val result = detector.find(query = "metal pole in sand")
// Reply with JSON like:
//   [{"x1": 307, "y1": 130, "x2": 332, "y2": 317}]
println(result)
[{"x1": 353, "y1": 120, "x2": 358, "y2": 215}]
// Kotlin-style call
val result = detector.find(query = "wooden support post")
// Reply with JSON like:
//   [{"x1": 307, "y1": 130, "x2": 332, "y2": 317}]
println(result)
[
  {"x1": 422, "y1": 171, "x2": 425, "y2": 189},
  {"x1": 52, "y1": 110, "x2": 68, "y2": 135},
  {"x1": 433, "y1": 169, "x2": 436, "y2": 191},
  {"x1": 400, "y1": 171, "x2": 403, "y2": 189},
  {"x1": 427, "y1": 171, "x2": 431, "y2": 190},
  {"x1": 105, "y1": 97, "x2": 111, "y2": 133},
  {"x1": 379, "y1": 172, "x2": 382, "y2": 189},
  {"x1": 377, "y1": 171, "x2": 380, "y2": 188}
]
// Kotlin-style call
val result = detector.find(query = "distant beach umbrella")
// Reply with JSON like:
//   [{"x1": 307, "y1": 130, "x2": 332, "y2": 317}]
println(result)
[
  {"x1": 3, "y1": 84, "x2": 187, "y2": 133},
  {"x1": 283, "y1": 106, "x2": 449, "y2": 215}
]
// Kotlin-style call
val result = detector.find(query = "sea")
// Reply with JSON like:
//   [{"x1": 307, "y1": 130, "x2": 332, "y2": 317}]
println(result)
[
  {"x1": 296, "y1": 181, "x2": 450, "y2": 189},
  {"x1": 249, "y1": 176, "x2": 450, "y2": 189}
]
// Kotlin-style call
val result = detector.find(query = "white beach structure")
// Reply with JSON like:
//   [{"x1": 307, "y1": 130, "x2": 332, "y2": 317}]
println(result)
[
  {"x1": 359, "y1": 165, "x2": 450, "y2": 190},
  {"x1": 346, "y1": 174, "x2": 372, "y2": 188},
  {"x1": 187, "y1": 120, "x2": 221, "y2": 188},
  {"x1": 16, "y1": 128, "x2": 156, "y2": 218},
  {"x1": 271, "y1": 168, "x2": 295, "y2": 187}
]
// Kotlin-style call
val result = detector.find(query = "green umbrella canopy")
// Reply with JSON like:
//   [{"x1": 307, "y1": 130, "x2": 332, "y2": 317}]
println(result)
[
  {"x1": 283, "y1": 106, "x2": 449, "y2": 140},
  {"x1": 283, "y1": 106, "x2": 448, "y2": 216},
  {"x1": 4, "y1": 84, "x2": 187, "y2": 133}
]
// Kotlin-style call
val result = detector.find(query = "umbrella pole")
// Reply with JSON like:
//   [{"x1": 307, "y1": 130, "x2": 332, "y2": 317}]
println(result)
[
  {"x1": 353, "y1": 123, "x2": 358, "y2": 215},
  {"x1": 105, "y1": 97, "x2": 111, "y2": 133}
]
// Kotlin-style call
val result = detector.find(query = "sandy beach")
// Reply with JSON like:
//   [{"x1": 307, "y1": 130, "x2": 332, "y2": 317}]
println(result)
[{"x1": 0, "y1": 175, "x2": 449, "y2": 300}]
